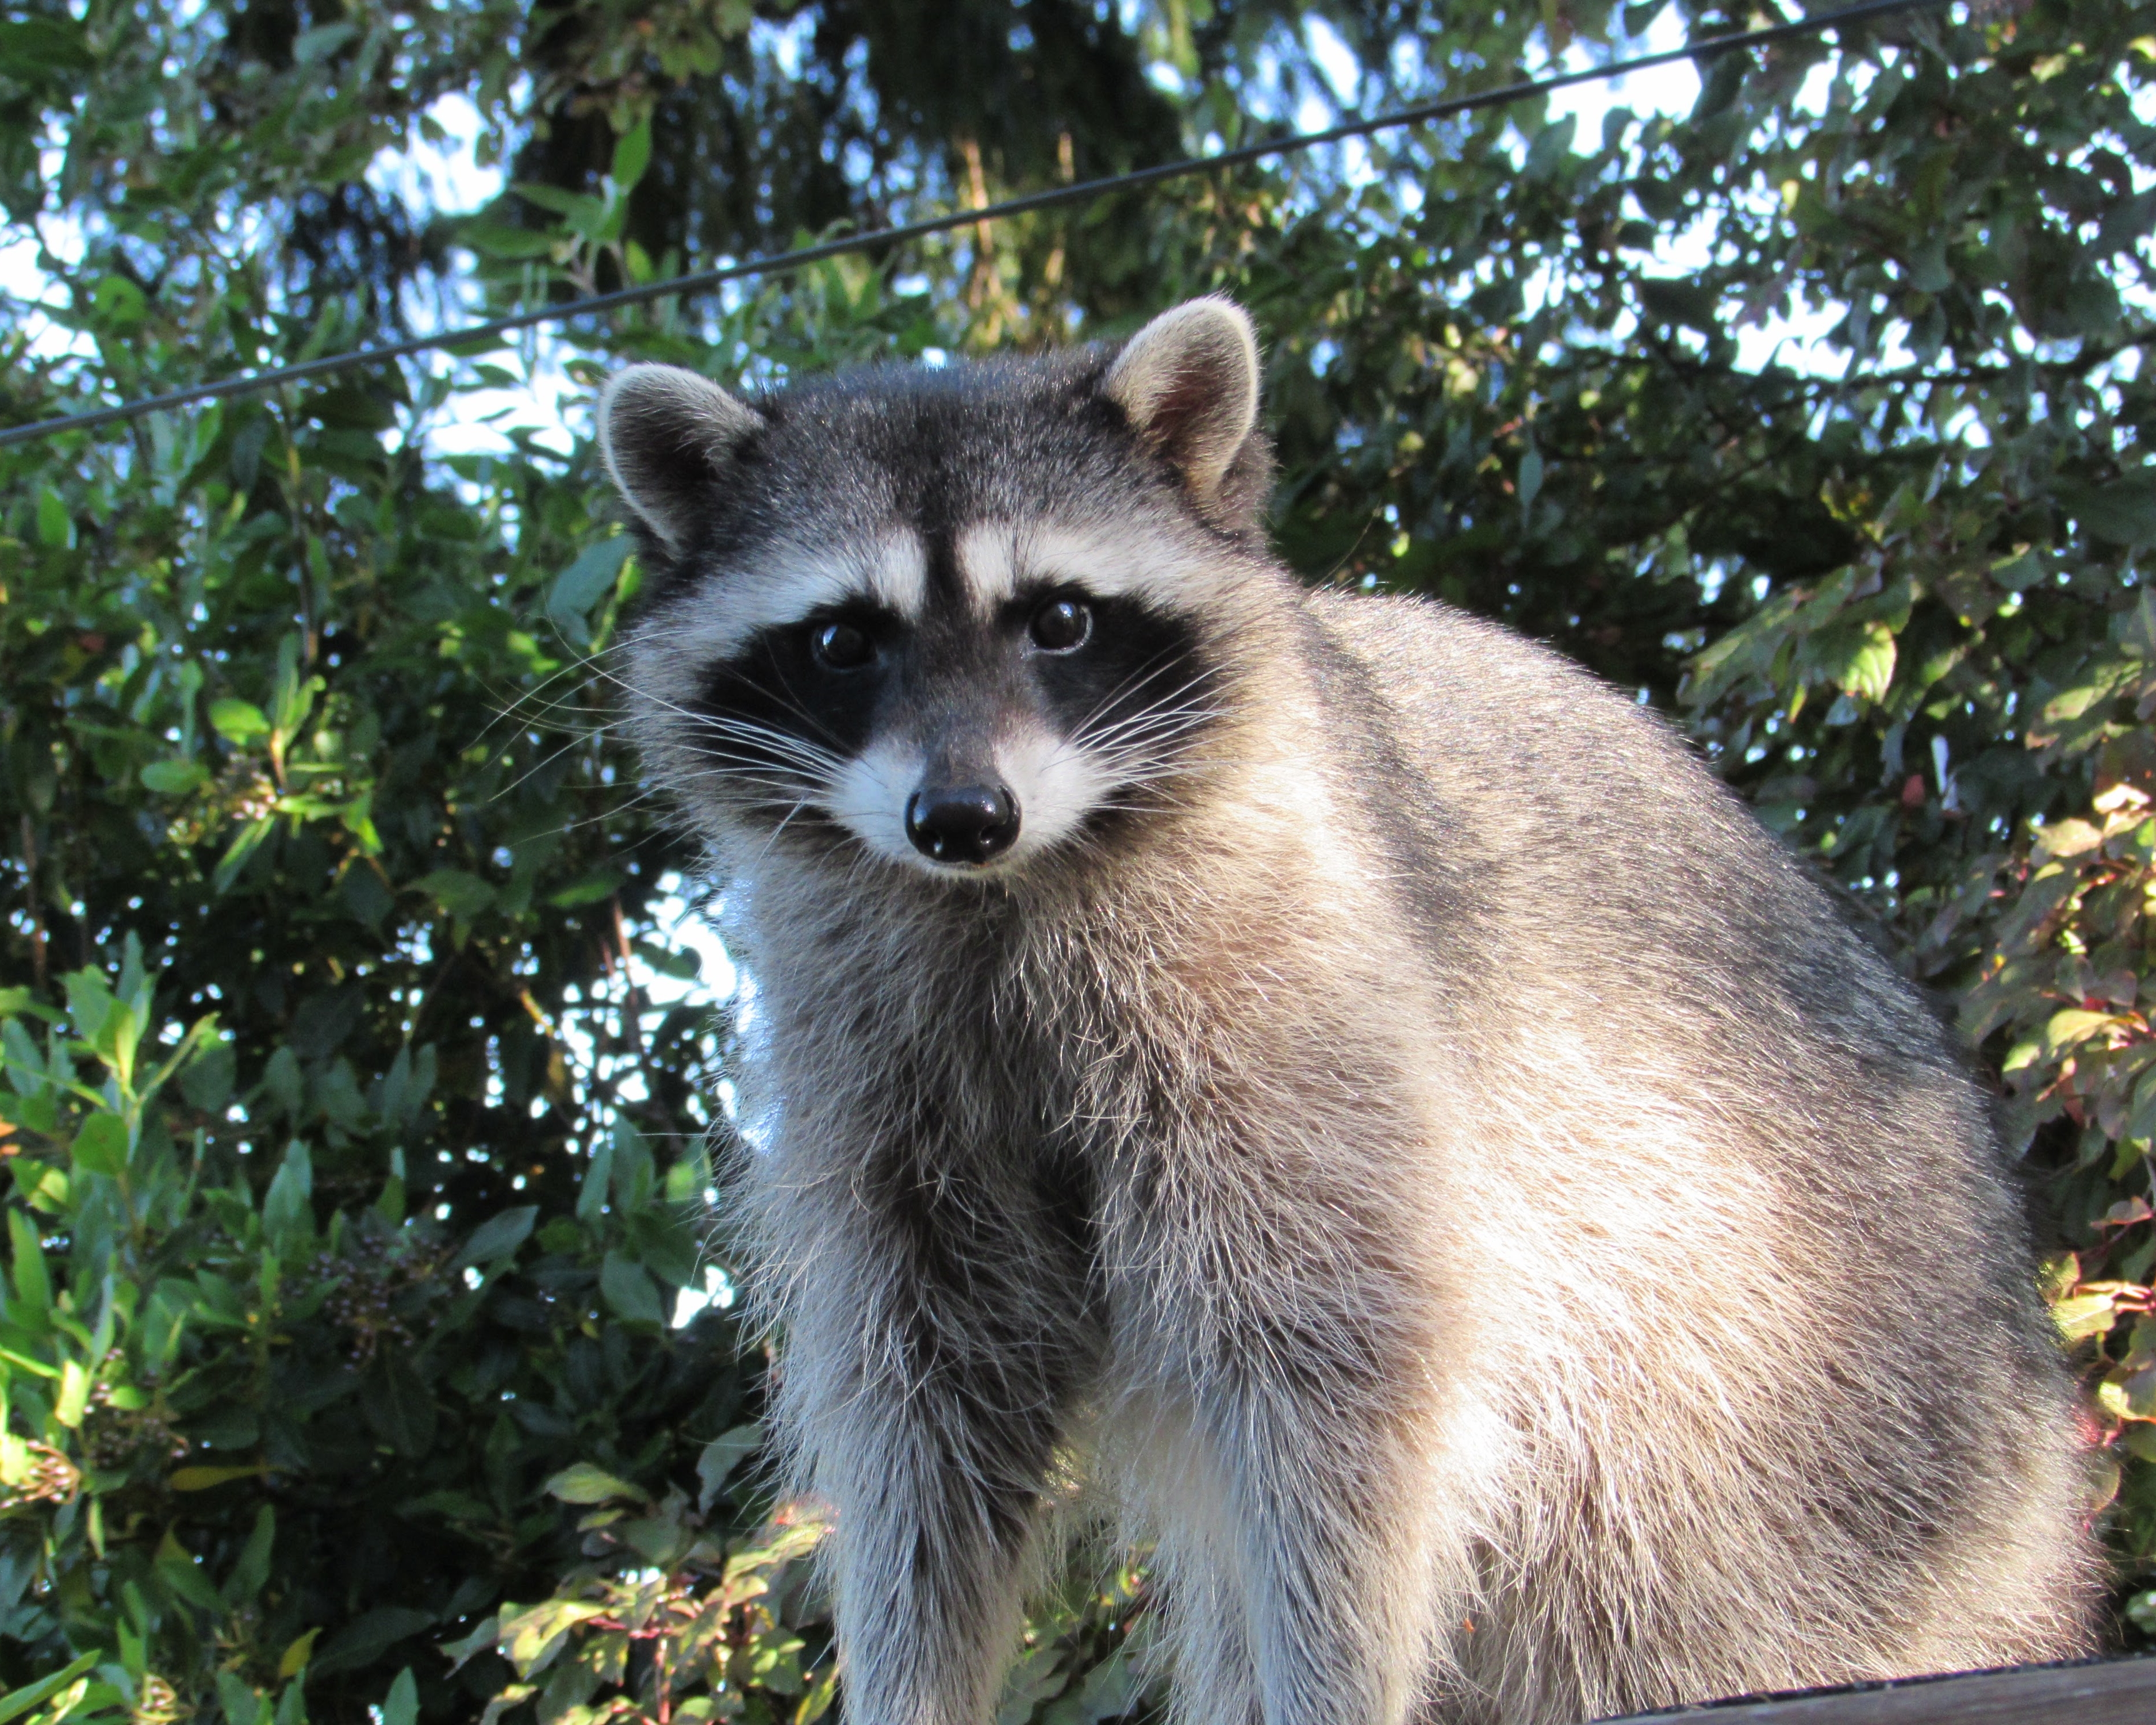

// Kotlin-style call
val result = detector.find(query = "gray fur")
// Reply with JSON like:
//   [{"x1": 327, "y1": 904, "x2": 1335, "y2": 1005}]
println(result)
[{"x1": 598, "y1": 300, "x2": 2098, "y2": 1725}]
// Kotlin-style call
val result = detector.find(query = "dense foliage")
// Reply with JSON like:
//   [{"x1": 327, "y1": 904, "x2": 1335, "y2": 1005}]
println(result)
[{"x1": 2, "y1": 0, "x2": 2152, "y2": 1720}]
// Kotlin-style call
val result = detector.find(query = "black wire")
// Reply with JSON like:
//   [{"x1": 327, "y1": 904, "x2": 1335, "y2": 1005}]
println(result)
[{"x1": 1, "y1": 0, "x2": 1954, "y2": 452}]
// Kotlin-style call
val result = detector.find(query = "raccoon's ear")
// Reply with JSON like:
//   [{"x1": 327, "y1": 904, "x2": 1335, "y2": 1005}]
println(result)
[
  {"x1": 597, "y1": 365, "x2": 765, "y2": 554},
  {"x1": 1102, "y1": 297, "x2": 1263, "y2": 520}
]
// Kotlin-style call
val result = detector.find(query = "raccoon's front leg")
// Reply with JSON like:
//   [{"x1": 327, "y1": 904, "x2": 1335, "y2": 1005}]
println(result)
[
  {"x1": 1165, "y1": 1374, "x2": 1457, "y2": 1725},
  {"x1": 1120, "y1": 1201, "x2": 1461, "y2": 1725},
  {"x1": 815, "y1": 1391, "x2": 1050, "y2": 1725},
  {"x1": 783, "y1": 1164, "x2": 1098, "y2": 1725}
]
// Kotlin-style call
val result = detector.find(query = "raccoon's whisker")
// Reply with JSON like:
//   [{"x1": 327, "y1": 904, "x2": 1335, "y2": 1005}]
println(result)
[
  {"x1": 674, "y1": 768, "x2": 829, "y2": 801},
  {"x1": 682, "y1": 715, "x2": 847, "y2": 777},
  {"x1": 489, "y1": 726, "x2": 622, "y2": 803},
  {"x1": 552, "y1": 783, "x2": 672, "y2": 836},
  {"x1": 656, "y1": 701, "x2": 848, "y2": 776},
  {"x1": 1079, "y1": 660, "x2": 1223, "y2": 723},
  {"x1": 587, "y1": 661, "x2": 850, "y2": 761},
  {"x1": 685, "y1": 699, "x2": 845, "y2": 758},
  {"x1": 685, "y1": 739, "x2": 842, "y2": 788},
  {"x1": 669, "y1": 753, "x2": 836, "y2": 796},
  {"x1": 1050, "y1": 686, "x2": 1227, "y2": 784},
  {"x1": 1079, "y1": 703, "x2": 1233, "y2": 766},
  {"x1": 1064, "y1": 645, "x2": 1204, "y2": 737},
  {"x1": 1071, "y1": 672, "x2": 1227, "y2": 752},
  {"x1": 692, "y1": 669, "x2": 854, "y2": 754},
  {"x1": 669, "y1": 733, "x2": 841, "y2": 788},
  {"x1": 1087, "y1": 693, "x2": 1230, "y2": 741},
  {"x1": 473, "y1": 651, "x2": 614, "y2": 745},
  {"x1": 469, "y1": 667, "x2": 628, "y2": 789},
  {"x1": 750, "y1": 795, "x2": 820, "y2": 869}
]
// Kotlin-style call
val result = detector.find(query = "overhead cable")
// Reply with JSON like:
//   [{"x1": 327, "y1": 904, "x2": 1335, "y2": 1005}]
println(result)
[{"x1": 1, "y1": 0, "x2": 1955, "y2": 451}]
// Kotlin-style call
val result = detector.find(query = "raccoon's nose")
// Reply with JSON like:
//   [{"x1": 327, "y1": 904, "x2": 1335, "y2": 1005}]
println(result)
[{"x1": 906, "y1": 784, "x2": 1021, "y2": 866}]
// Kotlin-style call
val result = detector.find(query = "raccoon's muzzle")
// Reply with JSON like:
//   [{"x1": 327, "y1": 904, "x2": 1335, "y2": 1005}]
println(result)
[{"x1": 906, "y1": 781, "x2": 1021, "y2": 865}]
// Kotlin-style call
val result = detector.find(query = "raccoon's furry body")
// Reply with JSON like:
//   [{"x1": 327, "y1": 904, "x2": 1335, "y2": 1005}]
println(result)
[{"x1": 596, "y1": 299, "x2": 2095, "y2": 1725}]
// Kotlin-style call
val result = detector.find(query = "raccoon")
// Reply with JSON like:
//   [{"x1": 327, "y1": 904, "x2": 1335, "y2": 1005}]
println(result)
[{"x1": 594, "y1": 297, "x2": 2097, "y2": 1725}]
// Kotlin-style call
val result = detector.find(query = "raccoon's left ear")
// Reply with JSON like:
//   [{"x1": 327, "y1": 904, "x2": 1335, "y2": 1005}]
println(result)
[
  {"x1": 597, "y1": 365, "x2": 765, "y2": 555},
  {"x1": 1103, "y1": 296, "x2": 1265, "y2": 527}
]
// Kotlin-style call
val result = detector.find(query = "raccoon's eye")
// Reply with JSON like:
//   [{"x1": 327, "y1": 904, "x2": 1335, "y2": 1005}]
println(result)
[
  {"x1": 812, "y1": 621, "x2": 874, "y2": 670},
  {"x1": 1029, "y1": 598, "x2": 1092, "y2": 653}
]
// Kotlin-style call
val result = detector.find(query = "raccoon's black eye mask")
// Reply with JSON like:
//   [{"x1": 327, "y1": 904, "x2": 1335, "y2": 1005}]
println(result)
[{"x1": 685, "y1": 585, "x2": 1210, "y2": 803}]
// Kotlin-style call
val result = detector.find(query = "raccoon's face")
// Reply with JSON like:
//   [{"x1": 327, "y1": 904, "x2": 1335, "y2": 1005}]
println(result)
[{"x1": 600, "y1": 298, "x2": 1278, "y2": 881}]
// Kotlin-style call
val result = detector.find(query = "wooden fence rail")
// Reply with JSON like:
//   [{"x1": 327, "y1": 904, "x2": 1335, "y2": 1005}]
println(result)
[{"x1": 1596, "y1": 1655, "x2": 2155, "y2": 1724}]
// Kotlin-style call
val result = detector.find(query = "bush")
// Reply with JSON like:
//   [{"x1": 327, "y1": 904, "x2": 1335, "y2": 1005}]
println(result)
[{"x1": 2, "y1": 1, "x2": 2151, "y2": 1720}]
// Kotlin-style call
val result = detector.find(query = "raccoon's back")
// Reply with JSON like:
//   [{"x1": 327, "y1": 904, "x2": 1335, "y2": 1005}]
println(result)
[
  {"x1": 1294, "y1": 586, "x2": 2094, "y2": 1708},
  {"x1": 1296, "y1": 586, "x2": 1943, "y2": 1078}
]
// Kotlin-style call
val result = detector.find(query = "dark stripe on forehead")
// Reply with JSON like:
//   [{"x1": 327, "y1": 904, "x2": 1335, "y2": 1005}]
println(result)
[
  {"x1": 903, "y1": 407, "x2": 976, "y2": 621},
  {"x1": 920, "y1": 528, "x2": 968, "y2": 618}
]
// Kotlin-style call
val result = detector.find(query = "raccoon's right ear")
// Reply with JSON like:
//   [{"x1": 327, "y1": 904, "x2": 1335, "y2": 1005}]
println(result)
[{"x1": 596, "y1": 365, "x2": 765, "y2": 554}]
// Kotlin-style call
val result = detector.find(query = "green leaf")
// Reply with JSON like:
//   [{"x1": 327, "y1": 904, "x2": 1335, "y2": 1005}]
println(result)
[
  {"x1": 0, "y1": 1653, "x2": 98, "y2": 1725},
  {"x1": 1516, "y1": 448, "x2": 1543, "y2": 515},
  {"x1": 0, "y1": 18, "x2": 94, "y2": 78},
  {"x1": 53, "y1": 1358, "x2": 90, "y2": 1427},
  {"x1": 365, "y1": 1353, "x2": 438, "y2": 1458},
  {"x1": 70, "y1": 1112, "x2": 129, "y2": 1178},
  {"x1": 291, "y1": 21, "x2": 357, "y2": 64},
  {"x1": 170, "y1": 1463, "x2": 270, "y2": 1491},
  {"x1": 577, "y1": 1136, "x2": 615, "y2": 1224},
  {"x1": 1040, "y1": 1646, "x2": 1148, "y2": 1725},
  {"x1": 7, "y1": 1211, "x2": 50, "y2": 1316},
  {"x1": 309, "y1": 1608, "x2": 435, "y2": 1679},
  {"x1": 1639, "y1": 277, "x2": 1720, "y2": 334},
  {"x1": 611, "y1": 120, "x2": 653, "y2": 190},
  {"x1": 1837, "y1": 622, "x2": 1897, "y2": 704},
  {"x1": 156, "y1": 1528, "x2": 230, "y2": 1612},
  {"x1": 278, "y1": 1628, "x2": 321, "y2": 1679},
  {"x1": 2059, "y1": 471, "x2": 2156, "y2": 545},
  {"x1": 547, "y1": 538, "x2": 632, "y2": 640},
  {"x1": 181, "y1": 1038, "x2": 236, "y2": 1113},
  {"x1": 499, "y1": 1601, "x2": 609, "y2": 1678},
  {"x1": 261, "y1": 1141, "x2": 314, "y2": 1246},
  {"x1": 696, "y1": 1423, "x2": 762, "y2": 1508},
  {"x1": 213, "y1": 816, "x2": 277, "y2": 895},
  {"x1": 456, "y1": 220, "x2": 560, "y2": 260},
  {"x1": 2053, "y1": 1291, "x2": 2117, "y2": 1341},
  {"x1": 34, "y1": 487, "x2": 71, "y2": 549},
  {"x1": 543, "y1": 1462, "x2": 642, "y2": 1505},
  {"x1": 455, "y1": 1204, "x2": 538, "y2": 1270},
  {"x1": 228, "y1": 1505, "x2": 277, "y2": 1604},
  {"x1": 60, "y1": 965, "x2": 113, "y2": 1047},
  {"x1": 91, "y1": 274, "x2": 146, "y2": 327},
  {"x1": 209, "y1": 699, "x2": 271, "y2": 744},
  {"x1": 1989, "y1": 549, "x2": 2044, "y2": 592},
  {"x1": 547, "y1": 870, "x2": 623, "y2": 908},
  {"x1": 140, "y1": 758, "x2": 209, "y2": 795},
  {"x1": 439, "y1": 1617, "x2": 500, "y2": 1675},
  {"x1": 381, "y1": 1667, "x2": 419, "y2": 1725},
  {"x1": 414, "y1": 869, "x2": 496, "y2": 919},
  {"x1": 599, "y1": 1251, "x2": 665, "y2": 1326},
  {"x1": 2043, "y1": 1009, "x2": 2120, "y2": 1054}
]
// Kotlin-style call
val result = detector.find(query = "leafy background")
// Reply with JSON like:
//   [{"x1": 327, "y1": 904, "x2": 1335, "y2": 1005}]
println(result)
[{"x1": 2, "y1": 1, "x2": 2153, "y2": 1721}]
